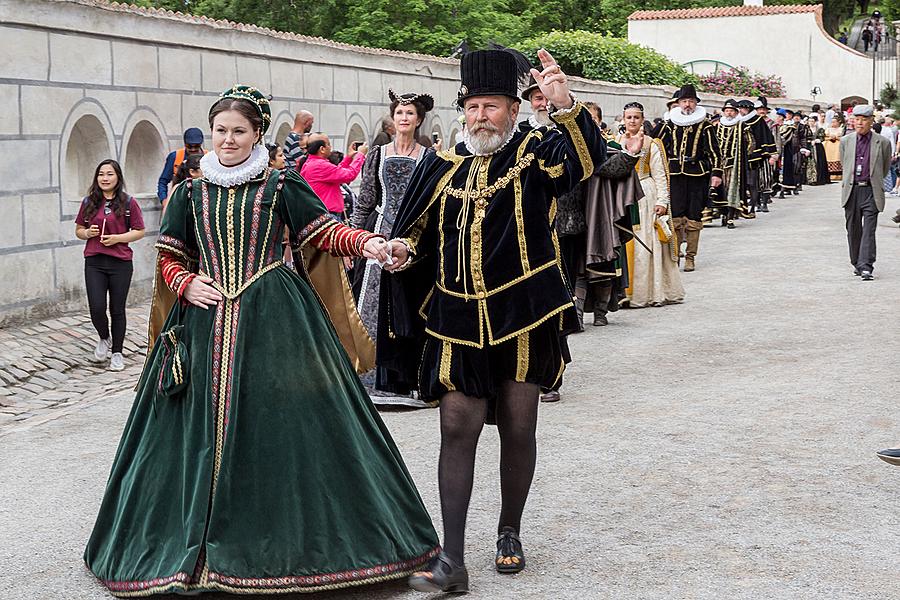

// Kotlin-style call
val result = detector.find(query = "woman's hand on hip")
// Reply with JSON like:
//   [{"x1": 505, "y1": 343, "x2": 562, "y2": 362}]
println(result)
[{"x1": 184, "y1": 275, "x2": 223, "y2": 309}]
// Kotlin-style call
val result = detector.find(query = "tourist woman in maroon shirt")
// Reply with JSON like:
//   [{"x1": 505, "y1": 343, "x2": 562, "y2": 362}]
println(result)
[{"x1": 75, "y1": 159, "x2": 145, "y2": 371}]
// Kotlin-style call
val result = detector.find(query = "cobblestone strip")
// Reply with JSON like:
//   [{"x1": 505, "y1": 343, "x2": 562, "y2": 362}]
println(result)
[{"x1": 0, "y1": 305, "x2": 150, "y2": 433}]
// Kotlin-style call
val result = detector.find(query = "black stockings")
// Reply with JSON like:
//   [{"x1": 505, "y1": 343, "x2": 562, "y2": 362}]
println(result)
[{"x1": 437, "y1": 381, "x2": 539, "y2": 565}]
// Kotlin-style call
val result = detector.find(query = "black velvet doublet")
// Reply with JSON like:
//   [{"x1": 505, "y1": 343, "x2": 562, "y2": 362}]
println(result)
[{"x1": 376, "y1": 103, "x2": 606, "y2": 396}]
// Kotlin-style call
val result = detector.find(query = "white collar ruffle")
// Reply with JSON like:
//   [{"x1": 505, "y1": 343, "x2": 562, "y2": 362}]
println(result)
[
  {"x1": 200, "y1": 145, "x2": 269, "y2": 188},
  {"x1": 669, "y1": 105, "x2": 708, "y2": 127},
  {"x1": 719, "y1": 115, "x2": 741, "y2": 127},
  {"x1": 528, "y1": 114, "x2": 552, "y2": 130},
  {"x1": 739, "y1": 112, "x2": 757, "y2": 122}
]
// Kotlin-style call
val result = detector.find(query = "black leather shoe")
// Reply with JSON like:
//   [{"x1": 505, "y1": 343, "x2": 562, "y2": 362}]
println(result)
[
  {"x1": 726, "y1": 220, "x2": 736, "y2": 229},
  {"x1": 760, "y1": 205, "x2": 769, "y2": 212},
  {"x1": 496, "y1": 527, "x2": 526, "y2": 574},
  {"x1": 593, "y1": 313, "x2": 608, "y2": 326},
  {"x1": 409, "y1": 552, "x2": 469, "y2": 593},
  {"x1": 861, "y1": 271, "x2": 874, "y2": 281},
  {"x1": 540, "y1": 390, "x2": 561, "y2": 403},
  {"x1": 877, "y1": 448, "x2": 900, "y2": 466}
]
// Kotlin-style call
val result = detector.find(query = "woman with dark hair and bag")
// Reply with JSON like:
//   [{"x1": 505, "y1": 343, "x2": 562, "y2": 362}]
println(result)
[
  {"x1": 84, "y1": 85, "x2": 439, "y2": 597},
  {"x1": 351, "y1": 89, "x2": 436, "y2": 408},
  {"x1": 74, "y1": 159, "x2": 145, "y2": 371}
]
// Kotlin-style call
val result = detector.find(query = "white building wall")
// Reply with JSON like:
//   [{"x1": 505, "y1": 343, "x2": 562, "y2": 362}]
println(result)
[
  {"x1": 0, "y1": 0, "x2": 813, "y2": 324},
  {"x1": 628, "y1": 12, "x2": 874, "y2": 103}
]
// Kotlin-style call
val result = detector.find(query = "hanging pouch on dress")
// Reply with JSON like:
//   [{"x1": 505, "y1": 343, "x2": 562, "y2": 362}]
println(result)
[
  {"x1": 654, "y1": 214, "x2": 673, "y2": 243},
  {"x1": 157, "y1": 313, "x2": 189, "y2": 399}
]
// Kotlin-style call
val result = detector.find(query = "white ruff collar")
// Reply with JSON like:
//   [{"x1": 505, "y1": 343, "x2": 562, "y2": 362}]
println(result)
[
  {"x1": 528, "y1": 114, "x2": 552, "y2": 130},
  {"x1": 739, "y1": 112, "x2": 756, "y2": 122},
  {"x1": 719, "y1": 115, "x2": 740, "y2": 127},
  {"x1": 669, "y1": 105, "x2": 708, "y2": 127},
  {"x1": 462, "y1": 126, "x2": 517, "y2": 157},
  {"x1": 200, "y1": 145, "x2": 269, "y2": 188}
]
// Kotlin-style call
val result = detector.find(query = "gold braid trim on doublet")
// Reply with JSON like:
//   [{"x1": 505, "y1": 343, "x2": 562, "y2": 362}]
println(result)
[{"x1": 552, "y1": 102, "x2": 594, "y2": 181}]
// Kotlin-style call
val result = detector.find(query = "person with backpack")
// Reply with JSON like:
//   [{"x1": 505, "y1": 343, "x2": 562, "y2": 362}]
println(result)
[
  {"x1": 75, "y1": 159, "x2": 145, "y2": 371},
  {"x1": 157, "y1": 127, "x2": 206, "y2": 209}
]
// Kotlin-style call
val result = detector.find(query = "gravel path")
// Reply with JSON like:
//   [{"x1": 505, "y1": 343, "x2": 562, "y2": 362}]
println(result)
[{"x1": 3, "y1": 182, "x2": 900, "y2": 599}]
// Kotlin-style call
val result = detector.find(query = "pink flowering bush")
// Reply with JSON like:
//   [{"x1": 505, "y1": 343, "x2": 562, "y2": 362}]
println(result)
[{"x1": 698, "y1": 66, "x2": 786, "y2": 98}]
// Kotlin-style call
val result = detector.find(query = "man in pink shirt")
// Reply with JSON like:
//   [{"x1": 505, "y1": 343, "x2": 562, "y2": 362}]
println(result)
[{"x1": 300, "y1": 133, "x2": 368, "y2": 218}]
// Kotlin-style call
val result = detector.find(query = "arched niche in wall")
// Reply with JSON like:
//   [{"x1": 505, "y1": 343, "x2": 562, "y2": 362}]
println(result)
[
  {"x1": 270, "y1": 110, "x2": 294, "y2": 146},
  {"x1": 344, "y1": 112, "x2": 369, "y2": 153},
  {"x1": 59, "y1": 100, "x2": 116, "y2": 213},
  {"x1": 428, "y1": 114, "x2": 445, "y2": 147},
  {"x1": 121, "y1": 108, "x2": 168, "y2": 200},
  {"x1": 448, "y1": 127, "x2": 461, "y2": 146}
]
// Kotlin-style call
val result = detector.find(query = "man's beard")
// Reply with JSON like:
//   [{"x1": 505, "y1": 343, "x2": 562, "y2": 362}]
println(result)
[
  {"x1": 532, "y1": 109, "x2": 552, "y2": 126},
  {"x1": 464, "y1": 114, "x2": 516, "y2": 155}
]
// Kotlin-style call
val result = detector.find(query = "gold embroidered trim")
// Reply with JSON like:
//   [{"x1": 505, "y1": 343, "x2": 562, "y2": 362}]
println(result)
[
  {"x1": 538, "y1": 159, "x2": 564, "y2": 179},
  {"x1": 444, "y1": 153, "x2": 535, "y2": 200},
  {"x1": 553, "y1": 103, "x2": 593, "y2": 181},
  {"x1": 513, "y1": 140, "x2": 530, "y2": 274},
  {"x1": 154, "y1": 243, "x2": 192, "y2": 261},
  {"x1": 438, "y1": 191, "x2": 448, "y2": 288},
  {"x1": 165, "y1": 330, "x2": 184, "y2": 386},
  {"x1": 435, "y1": 259, "x2": 557, "y2": 299},
  {"x1": 551, "y1": 355, "x2": 565, "y2": 389},
  {"x1": 202, "y1": 261, "x2": 285, "y2": 300},
  {"x1": 425, "y1": 299, "x2": 485, "y2": 348},
  {"x1": 439, "y1": 341, "x2": 456, "y2": 392},
  {"x1": 486, "y1": 300, "x2": 573, "y2": 346},
  {"x1": 105, "y1": 566, "x2": 431, "y2": 597},
  {"x1": 515, "y1": 331, "x2": 529, "y2": 382},
  {"x1": 418, "y1": 286, "x2": 434, "y2": 320},
  {"x1": 299, "y1": 220, "x2": 339, "y2": 248}
]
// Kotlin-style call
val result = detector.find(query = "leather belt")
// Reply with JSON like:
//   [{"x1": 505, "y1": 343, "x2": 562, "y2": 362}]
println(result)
[{"x1": 854, "y1": 181, "x2": 870, "y2": 187}]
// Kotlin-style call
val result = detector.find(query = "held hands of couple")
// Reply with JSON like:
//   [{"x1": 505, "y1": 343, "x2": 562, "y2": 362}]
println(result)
[{"x1": 531, "y1": 49, "x2": 573, "y2": 110}]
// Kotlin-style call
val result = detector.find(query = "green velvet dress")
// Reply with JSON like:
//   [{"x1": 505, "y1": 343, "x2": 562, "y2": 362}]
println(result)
[{"x1": 84, "y1": 161, "x2": 439, "y2": 597}]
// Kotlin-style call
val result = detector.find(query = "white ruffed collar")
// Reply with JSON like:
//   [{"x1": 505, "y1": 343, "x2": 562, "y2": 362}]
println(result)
[
  {"x1": 719, "y1": 115, "x2": 741, "y2": 127},
  {"x1": 739, "y1": 112, "x2": 757, "y2": 122},
  {"x1": 528, "y1": 114, "x2": 551, "y2": 130},
  {"x1": 200, "y1": 145, "x2": 269, "y2": 188},
  {"x1": 669, "y1": 105, "x2": 708, "y2": 127}
]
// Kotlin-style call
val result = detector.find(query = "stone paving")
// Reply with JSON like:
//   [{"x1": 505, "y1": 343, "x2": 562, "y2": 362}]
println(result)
[
  {"x1": 0, "y1": 306, "x2": 149, "y2": 434},
  {"x1": 6, "y1": 183, "x2": 900, "y2": 598}
]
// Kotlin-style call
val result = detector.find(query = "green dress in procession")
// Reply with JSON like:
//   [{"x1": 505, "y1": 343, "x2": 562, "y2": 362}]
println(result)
[{"x1": 84, "y1": 164, "x2": 439, "y2": 596}]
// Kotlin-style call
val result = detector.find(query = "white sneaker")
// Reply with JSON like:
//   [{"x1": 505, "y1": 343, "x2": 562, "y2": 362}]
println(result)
[
  {"x1": 109, "y1": 352, "x2": 124, "y2": 371},
  {"x1": 92, "y1": 338, "x2": 111, "y2": 362}
]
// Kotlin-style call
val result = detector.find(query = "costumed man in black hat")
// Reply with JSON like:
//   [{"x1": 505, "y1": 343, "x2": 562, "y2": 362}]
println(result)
[
  {"x1": 778, "y1": 108, "x2": 802, "y2": 198},
  {"x1": 749, "y1": 97, "x2": 778, "y2": 212},
  {"x1": 518, "y1": 76, "x2": 551, "y2": 131},
  {"x1": 713, "y1": 99, "x2": 754, "y2": 228},
  {"x1": 376, "y1": 48, "x2": 641, "y2": 592},
  {"x1": 657, "y1": 84, "x2": 723, "y2": 271}
]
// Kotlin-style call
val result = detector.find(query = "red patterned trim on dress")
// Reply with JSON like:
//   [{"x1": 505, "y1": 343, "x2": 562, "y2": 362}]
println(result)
[
  {"x1": 307, "y1": 221, "x2": 382, "y2": 257},
  {"x1": 297, "y1": 213, "x2": 336, "y2": 246},
  {"x1": 243, "y1": 175, "x2": 268, "y2": 282},
  {"x1": 98, "y1": 546, "x2": 440, "y2": 595},
  {"x1": 101, "y1": 570, "x2": 191, "y2": 593},
  {"x1": 200, "y1": 182, "x2": 222, "y2": 283},
  {"x1": 159, "y1": 251, "x2": 196, "y2": 297}
]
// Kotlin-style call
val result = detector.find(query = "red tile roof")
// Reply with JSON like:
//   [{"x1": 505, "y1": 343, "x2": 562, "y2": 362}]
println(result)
[{"x1": 629, "y1": 4, "x2": 822, "y2": 21}]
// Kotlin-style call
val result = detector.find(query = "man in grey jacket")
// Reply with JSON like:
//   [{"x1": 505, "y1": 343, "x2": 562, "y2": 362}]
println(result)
[{"x1": 840, "y1": 105, "x2": 892, "y2": 280}]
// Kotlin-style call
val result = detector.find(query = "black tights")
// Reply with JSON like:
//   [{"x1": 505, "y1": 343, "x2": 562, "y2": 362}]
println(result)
[
  {"x1": 438, "y1": 381, "x2": 540, "y2": 565},
  {"x1": 84, "y1": 254, "x2": 133, "y2": 353}
]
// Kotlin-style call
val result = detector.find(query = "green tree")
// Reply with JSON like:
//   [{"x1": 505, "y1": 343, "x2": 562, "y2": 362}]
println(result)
[
  {"x1": 515, "y1": 30, "x2": 697, "y2": 86},
  {"x1": 333, "y1": 0, "x2": 526, "y2": 55}
]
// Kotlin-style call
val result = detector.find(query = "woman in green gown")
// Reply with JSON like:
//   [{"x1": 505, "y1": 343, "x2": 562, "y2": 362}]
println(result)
[{"x1": 84, "y1": 86, "x2": 439, "y2": 597}]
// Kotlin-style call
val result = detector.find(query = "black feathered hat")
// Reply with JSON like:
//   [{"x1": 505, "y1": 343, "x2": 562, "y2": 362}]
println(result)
[
  {"x1": 736, "y1": 99, "x2": 754, "y2": 110},
  {"x1": 457, "y1": 46, "x2": 531, "y2": 107},
  {"x1": 754, "y1": 96, "x2": 769, "y2": 109},
  {"x1": 723, "y1": 98, "x2": 739, "y2": 111}
]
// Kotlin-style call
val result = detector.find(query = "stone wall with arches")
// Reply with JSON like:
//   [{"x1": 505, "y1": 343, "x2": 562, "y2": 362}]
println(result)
[{"x1": 0, "y1": 0, "x2": 815, "y2": 323}]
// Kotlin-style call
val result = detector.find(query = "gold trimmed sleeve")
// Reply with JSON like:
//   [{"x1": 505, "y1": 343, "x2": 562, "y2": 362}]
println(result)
[{"x1": 550, "y1": 101, "x2": 594, "y2": 182}]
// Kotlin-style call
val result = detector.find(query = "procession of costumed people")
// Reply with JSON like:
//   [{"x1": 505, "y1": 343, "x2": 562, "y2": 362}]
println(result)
[{"x1": 81, "y1": 37, "x2": 872, "y2": 597}]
